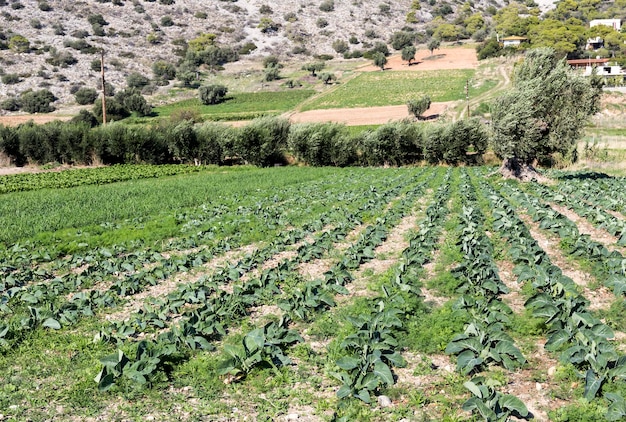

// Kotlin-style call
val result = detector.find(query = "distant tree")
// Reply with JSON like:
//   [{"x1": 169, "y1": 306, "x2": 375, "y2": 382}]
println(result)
[
  {"x1": 71, "y1": 109, "x2": 99, "y2": 127},
  {"x1": 332, "y1": 39, "x2": 349, "y2": 54},
  {"x1": 20, "y1": 89, "x2": 56, "y2": 113},
  {"x1": 318, "y1": 72, "x2": 336, "y2": 84},
  {"x1": 123, "y1": 93, "x2": 152, "y2": 116},
  {"x1": 126, "y1": 72, "x2": 150, "y2": 89},
  {"x1": 491, "y1": 48, "x2": 603, "y2": 179},
  {"x1": 263, "y1": 55, "x2": 280, "y2": 69},
  {"x1": 373, "y1": 51, "x2": 387, "y2": 70},
  {"x1": 199, "y1": 84, "x2": 228, "y2": 105},
  {"x1": 264, "y1": 65, "x2": 280, "y2": 81},
  {"x1": 401, "y1": 45, "x2": 417, "y2": 65},
  {"x1": 407, "y1": 95, "x2": 431, "y2": 119},
  {"x1": 74, "y1": 87, "x2": 98, "y2": 105},
  {"x1": 427, "y1": 38, "x2": 441, "y2": 55},
  {"x1": 152, "y1": 61, "x2": 177, "y2": 80},
  {"x1": 302, "y1": 62, "x2": 325, "y2": 76},
  {"x1": 390, "y1": 31, "x2": 414, "y2": 50}
]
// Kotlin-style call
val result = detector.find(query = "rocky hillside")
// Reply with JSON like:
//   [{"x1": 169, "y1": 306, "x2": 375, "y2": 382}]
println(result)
[{"x1": 0, "y1": 0, "x2": 515, "y2": 110}]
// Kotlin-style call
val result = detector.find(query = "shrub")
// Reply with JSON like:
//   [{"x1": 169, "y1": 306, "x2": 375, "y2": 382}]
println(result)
[
  {"x1": 38, "y1": 1, "x2": 52, "y2": 11},
  {"x1": 423, "y1": 123, "x2": 449, "y2": 164},
  {"x1": 122, "y1": 93, "x2": 152, "y2": 117},
  {"x1": 263, "y1": 55, "x2": 280, "y2": 69},
  {"x1": 319, "y1": 0, "x2": 334, "y2": 12},
  {"x1": 264, "y1": 66, "x2": 280, "y2": 81},
  {"x1": 407, "y1": 95, "x2": 431, "y2": 119},
  {"x1": 361, "y1": 121, "x2": 423, "y2": 165},
  {"x1": 258, "y1": 17, "x2": 280, "y2": 33},
  {"x1": 239, "y1": 42, "x2": 257, "y2": 55},
  {"x1": 259, "y1": 4, "x2": 273, "y2": 14},
  {"x1": 46, "y1": 50, "x2": 77, "y2": 67},
  {"x1": 316, "y1": 18, "x2": 329, "y2": 28},
  {"x1": 302, "y1": 62, "x2": 325, "y2": 76},
  {"x1": 20, "y1": 89, "x2": 56, "y2": 113},
  {"x1": 445, "y1": 117, "x2": 488, "y2": 164},
  {"x1": 195, "y1": 122, "x2": 234, "y2": 164},
  {"x1": 284, "y1": 11, "x2": 297, "y2": 22},
  {"x1": 390, "y1": 31, "x2": 414, "y2": 50},
  {"x1": 233, "y1": 117, "x2": 290, "y2": 167},
  {"x1": 2, "y1": 73, "x2": 20, "y2": 84},
  {"x1": 8, "y1": 35, "x2": 29, "y2": 53},
  {"x1": 288, "y1": 122, "x2": 349, "y2": 166},
  {"x1": 93, "y1": 97, "x2": 130, "y2": 122},
  {"x1": 199, "y1": 84, "x2": 228, "y2": 105},
  {"x1": 126, "y1": 72, "x2": 150, "y2": 89},
  {"x1": 70, "y1": 110, "x2": 99, "y2": 127},
  {"x1": 165, "y1": 120, "x2": 198, "y2": 163},
  {"x1": 160, "y1": 16, "x2": 174, "y2": 26},
  {"x1": 1, "y1": 97, "x2": 20, "y2": 111},
  {"x1": 332, "y1": 39, "x2": 348, "y2": 54},
  {"x1": 74, "y1": 87, "x2": 98, "y2": 105},
  {"x1": 318, "y1": 72, "x2": 336, "y2": 84},
  {"x1": 0, "y1": 124, "x2": 25, "y2": 165},
  {"x1": 88, "y1": 14, "x2": 108, "y2": 26},
  {"x1": 152, "y1": 61, "x2": 177, "y2": 80}
]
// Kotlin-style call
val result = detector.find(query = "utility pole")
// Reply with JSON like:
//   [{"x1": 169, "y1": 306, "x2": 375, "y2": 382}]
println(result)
[
  {"x1": 100, "y1": 49, "x2": 107, "y2": 125},
  {"x1": 465, "y1": 79, "x2": 470, "y2": 118}
]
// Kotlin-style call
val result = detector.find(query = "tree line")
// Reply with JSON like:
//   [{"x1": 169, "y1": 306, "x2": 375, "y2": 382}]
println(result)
[{"x1": 0, "y1": 117, "x2": 488, "y2": 168}]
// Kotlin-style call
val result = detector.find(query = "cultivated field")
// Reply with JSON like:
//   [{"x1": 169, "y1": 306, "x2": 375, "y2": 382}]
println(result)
[{"x1": 1, "y1": 166, "x2": 625, "y2": 421}]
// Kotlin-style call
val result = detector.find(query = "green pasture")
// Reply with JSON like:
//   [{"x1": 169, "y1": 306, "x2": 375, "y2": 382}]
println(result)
[
  {"x1": 300, "y1": 70, "x2": 497, "y2": 111},
  {"x1": 0, "y1": 166, "x2": 336, "y2": 246},
  {"x1": 154, "y1": 90, "x2": 315, "y2": 121}
]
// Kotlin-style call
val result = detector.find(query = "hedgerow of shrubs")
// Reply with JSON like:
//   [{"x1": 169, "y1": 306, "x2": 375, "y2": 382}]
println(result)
[{"x1": 0, "y1": 117, "x2": 489, "y2": 167}]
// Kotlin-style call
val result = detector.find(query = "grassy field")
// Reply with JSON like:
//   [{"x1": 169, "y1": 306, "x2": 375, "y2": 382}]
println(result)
[
  {"x1": 300, "y1": 70, "x2": 497, "y2": 111},
  {"x1": 1, "y1": 165, "x2": 626, "y2": 421},
  {"x1": 153, "y1": 90, "x2": 316, "y2": 121}
]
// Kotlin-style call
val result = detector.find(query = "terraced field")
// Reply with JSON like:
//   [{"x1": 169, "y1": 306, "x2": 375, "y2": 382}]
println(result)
[{"x1": 1, "y1": 166, "x2": 625, "y2": 421}]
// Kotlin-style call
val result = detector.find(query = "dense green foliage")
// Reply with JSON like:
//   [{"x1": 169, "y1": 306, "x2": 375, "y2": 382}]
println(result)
[
  {"x1": 0, "y1": 115, "x2": 492, "y2": 167},
  {"x1": 491, "y1": 48, "x2": 602, "y2": 168}
]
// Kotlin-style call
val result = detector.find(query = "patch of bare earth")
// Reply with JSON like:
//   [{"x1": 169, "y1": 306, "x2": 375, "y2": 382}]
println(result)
[
  {"x1": 502, "y1": 339, "x2": 569, "y2": 422},
  {"x1": 358, "y1": 47, "x2": 478, "y2": 72},
  {"x1": 290, "y1": 102, "x2": 454, "y2": 126},
  {"x1": 549, "y1": 202, "x2": 626, "y2": 255},
  {"x1": 519, "y1": 214, "x2": 614, "y2": 311},
  {"x1": 496, "y1": 260, "x2": 526, "y2": 314}
]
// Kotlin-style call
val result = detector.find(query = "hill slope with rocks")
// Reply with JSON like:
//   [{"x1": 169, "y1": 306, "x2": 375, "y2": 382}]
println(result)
[{"x1": 0, "y1": 0, "x2": 520, "y2": 110}]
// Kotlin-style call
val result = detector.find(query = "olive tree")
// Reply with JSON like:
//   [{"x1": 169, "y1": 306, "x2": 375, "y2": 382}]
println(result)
[
  {"x1": 199, "y1": 84, "x2": 228, "y2": 105},
  {"x1": 407, "y1": 95, "x2": 431, "y2": 119},
  {"x1": 401, "y1": 45, "x2": 416, "y2": 65},
  {"x1": 427, "y1": 38, "x2": 440, "y2": 56},
  {"x1": 491, "y1": 48, "x2": 602, "y2": 179},
  {"x1": 372, "y1": 52, "x2": 387, "y2": 71}
]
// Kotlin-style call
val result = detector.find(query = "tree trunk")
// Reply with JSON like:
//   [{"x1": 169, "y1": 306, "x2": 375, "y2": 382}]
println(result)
[{"x1": 498, "y1": 157, "x2": 550, "y2": 182}]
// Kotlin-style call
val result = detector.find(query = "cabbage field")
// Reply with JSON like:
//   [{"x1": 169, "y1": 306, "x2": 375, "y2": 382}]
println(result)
[{"x1": 1, "y1": 165, "x2": 625, "y2": 421}]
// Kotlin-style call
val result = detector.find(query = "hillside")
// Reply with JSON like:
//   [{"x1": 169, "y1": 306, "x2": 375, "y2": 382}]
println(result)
[{"x1": 0, "y1": 0, "x2": 512, "y2": 109}]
